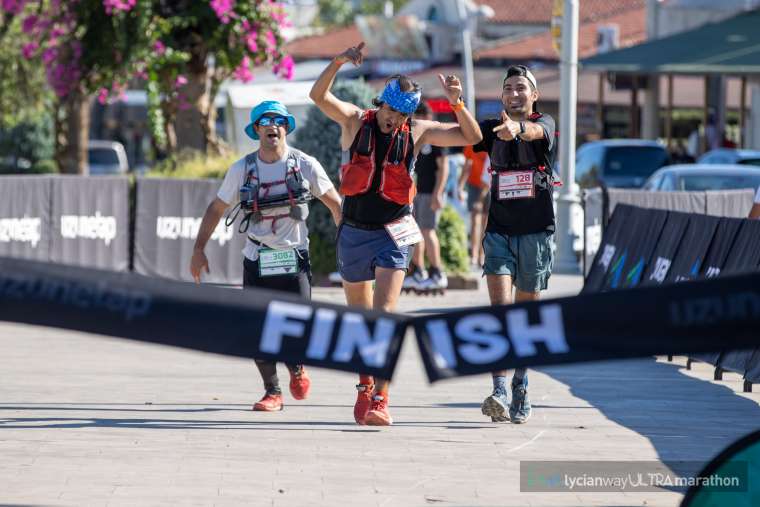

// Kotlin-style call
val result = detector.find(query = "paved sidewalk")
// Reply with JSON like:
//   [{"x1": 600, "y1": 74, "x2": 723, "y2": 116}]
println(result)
[{"x1": 1, "y1": 274, "x2": 759, "y2": 506}]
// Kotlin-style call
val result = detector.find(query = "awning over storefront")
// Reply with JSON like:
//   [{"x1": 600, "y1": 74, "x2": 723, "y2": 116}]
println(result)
[{"x1": 581, "y1": 9, "x2": 760, "y2": 75}]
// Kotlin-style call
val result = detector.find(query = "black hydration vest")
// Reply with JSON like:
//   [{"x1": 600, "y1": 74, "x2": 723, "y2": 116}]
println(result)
[{"x1": 487, "y1": 127, "x2": 556, "y2": 236}]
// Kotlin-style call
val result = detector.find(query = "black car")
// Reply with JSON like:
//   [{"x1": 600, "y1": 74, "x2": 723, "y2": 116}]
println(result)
[{"x1": 575, "y1": 139, "x2": 670, "y2": 189}]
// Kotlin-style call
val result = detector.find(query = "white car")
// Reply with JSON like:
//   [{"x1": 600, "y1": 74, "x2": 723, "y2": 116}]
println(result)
[{"x1": 87, "y1": 140, "x2": 129, "y2": 175}]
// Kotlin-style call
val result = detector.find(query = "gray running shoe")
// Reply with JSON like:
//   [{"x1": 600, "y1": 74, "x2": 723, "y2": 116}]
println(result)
[
  {"x1": 402, "y1": 270, "x2": 427, "y2": 292},
  {"x1": 509, "y1": 384, "x2": 532, "y2": 424},
  {"x1": 481, "y1": 391, "x2": 509, "y2": 422}
]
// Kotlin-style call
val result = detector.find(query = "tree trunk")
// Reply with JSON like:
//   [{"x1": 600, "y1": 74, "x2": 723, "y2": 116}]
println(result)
[
  {"x1": 55, "y1": 89, "x2": 91, "y2": 175},
  {"x1": 174, "y1": 69, "x2": 208, "y2": 154}
]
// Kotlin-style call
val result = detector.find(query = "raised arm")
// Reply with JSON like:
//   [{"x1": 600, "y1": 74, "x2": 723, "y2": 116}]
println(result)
[
  {"x1": 309, "y1": 43, "x2": 365, "y2": 131},
  {"x1": 417, "y1": 74, "x2": 482, "y2": 148}
]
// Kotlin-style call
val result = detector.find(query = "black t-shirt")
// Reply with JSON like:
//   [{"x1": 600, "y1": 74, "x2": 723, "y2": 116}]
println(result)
[
  {"x1": 473, "y1": 114, "x2": 557, "y2": 236},
  {"x1": 415, "y1": 144, "x2": 445, "y2": 194},
  {"x1": 342, "y1": 118, "x2": 415, "y2": 226}
]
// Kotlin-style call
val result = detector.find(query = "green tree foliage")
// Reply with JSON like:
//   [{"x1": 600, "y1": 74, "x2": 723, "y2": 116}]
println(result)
[
  {"x1": 0, "y1": 12, "x2": 52, "y2": 131},
  {"x1": 316, "y1": 0, "x2": 354, "y2": 28},
  {"x1": 317, "y1": 0, "x2": 409, "y2": 28},
  {"x1": 292, "y1": 78, "x2": 377, "y2": 275}
]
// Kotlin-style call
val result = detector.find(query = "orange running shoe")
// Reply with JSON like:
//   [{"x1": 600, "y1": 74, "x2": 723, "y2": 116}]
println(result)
[
  {"x1": 289, "y1": 365, "x2": 311, "y2": 400},
  {"x1": 364, "y1": 394, "x2": 392, "y2": 426},
  {"x1": 354, "y1": 383, "x2": 374, "y2": 425},
  {"x1": 253, "y1": 393, "x2": 283, "y2": 411}
]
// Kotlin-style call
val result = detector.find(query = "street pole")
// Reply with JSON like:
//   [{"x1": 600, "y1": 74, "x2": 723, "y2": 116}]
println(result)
[
  {"x1": 455, "y1": 0, "x2": 476, "y2": 113},
  {"x1": 554, "y1": 0, "x2": 581, "y2": 273}
]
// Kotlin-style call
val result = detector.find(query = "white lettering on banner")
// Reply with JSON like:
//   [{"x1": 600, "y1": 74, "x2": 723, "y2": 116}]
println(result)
[
  {"x1": 155, "y1": 216, "x2": 233, "y2": 246},
  {"x1": 333, "y1": 313, "x2": 395, "y2": 368},
  {"x1": 259, "y1": 301, "x2": 396, "y2": 368},
  {"x1": 0, "y1": 217, "x2": 42, "y2": 247},
  {"x1": 507, "y1": 305, "x2": 570, "y2": 356},
  {"x1": 599, "y1": 244, "x2": 616, "y2": 270},
  {"x1": 305, "y1": 308, "x2": 337, "y2": 360},
  {"x1": 60, "y1": 212, "x2": 117, "y2": 246},
  {"x1": 260, "y1": 301, "x2": 312, "y2": 353},
  {"x1": 649, "y1": 257, "x2": 671, "y2": 284},
  {"x1": 426, "y1": 320, "x2": 458, "y2": 369},
  {"x1": 455, "y1": 314, "x2": 510, "y2": 364},
  {"x1": 422, "y1": 304, "x2": 570, "y2": 367}
]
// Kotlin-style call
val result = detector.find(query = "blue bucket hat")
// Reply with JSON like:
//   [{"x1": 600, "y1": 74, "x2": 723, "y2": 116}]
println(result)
[
  {"x1": 244, "y1": 100, "x2": 296, "y2": 140},
  {"x1": 379, "y1": 79, "x2": 421, "y2": 115}
]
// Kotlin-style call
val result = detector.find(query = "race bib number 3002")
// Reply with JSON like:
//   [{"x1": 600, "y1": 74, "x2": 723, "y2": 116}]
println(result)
[
  {"x1": 385, "y1": 215, "x2": 423, "y2": 249},
  {"x1": 258, "y1": 248, "x2": 299, "y2": 277},
  {"x1": 498, "y1": 170, "x2": 534, "y2": 200}
]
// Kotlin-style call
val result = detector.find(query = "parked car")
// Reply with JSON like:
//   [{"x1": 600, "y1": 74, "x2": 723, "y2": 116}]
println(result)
[
  {"x1": 575, "y1": 139, "x2": 670, "y2": 189},
  {"x1": 87, "y1": 140, "x2": 129, "y2": 175},
  {"x1": 697, "y1": 148, "x2": 760, "y2": 167},
  {"x1": 643, "y1": 164, "x2": 760, "y2": 191}
]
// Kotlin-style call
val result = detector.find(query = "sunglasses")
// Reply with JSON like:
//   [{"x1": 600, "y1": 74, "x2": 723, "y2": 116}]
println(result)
[{"x1": 257, "y1": 116, "x2": 288, "y2": 127}]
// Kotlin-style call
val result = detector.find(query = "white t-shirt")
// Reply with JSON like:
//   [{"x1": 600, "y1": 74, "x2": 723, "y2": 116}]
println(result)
[
  {"x1": 755, "y1": 185, "x2": 760, "y2": 203},
  {"x1": 217, "y1": 148, "x2": 334, "y2": 261}
]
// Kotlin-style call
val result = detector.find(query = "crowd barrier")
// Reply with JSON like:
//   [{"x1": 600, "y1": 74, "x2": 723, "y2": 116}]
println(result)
[
  {"x1": 582, "y1": 188, "x2": 755, "y2": 276},
  {"x1": 583, "y1": 203, "x2": 760, "y2": 390},
  {"x1": 0, "y1": 175, "x2": 129, "y2": 271},
  {"x1": 0, "y1": 175, "x2": 244, "y2": 284},
  {"x1": 134, "y1": 178, "x2": 246, "y2": 284}
]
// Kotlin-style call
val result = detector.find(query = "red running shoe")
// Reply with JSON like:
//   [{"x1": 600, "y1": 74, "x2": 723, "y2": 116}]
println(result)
[
  {"x1": 364, "y1": 394, "x2": 392, "y2": 426},
  {"x1": 289, "y1": 365, "x2": 311, "y2": 400},
  {"x1": 354, "y1": 383, "x2": 374, "y2": 425},
  {"x1": 253, "y1": 393, "x2": 283, "y2": 411}
]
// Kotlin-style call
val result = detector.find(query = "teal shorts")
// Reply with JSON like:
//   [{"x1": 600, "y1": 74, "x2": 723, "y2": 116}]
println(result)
[{"x1": 482, "y1": 230, "x2": 554, "y2": 292}]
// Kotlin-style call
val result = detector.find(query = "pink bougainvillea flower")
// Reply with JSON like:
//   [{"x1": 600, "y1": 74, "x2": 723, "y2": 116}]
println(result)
[
  {"x1": 0, "y1": 0, "x2": 27, "y2": 15},
  {"x1": 210, "y1": 0, "x2": 235, "y2": 24}
]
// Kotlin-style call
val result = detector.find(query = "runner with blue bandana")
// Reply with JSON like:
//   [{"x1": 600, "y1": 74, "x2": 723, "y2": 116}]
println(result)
[{"x1": 309, "y1": 42, "x2": 483, "y2": 426}]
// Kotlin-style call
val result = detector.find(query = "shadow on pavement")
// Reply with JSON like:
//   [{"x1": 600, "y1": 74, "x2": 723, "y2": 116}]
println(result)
[{"x1": 542, "y1": 357, "x2": 760, "y2": 490}]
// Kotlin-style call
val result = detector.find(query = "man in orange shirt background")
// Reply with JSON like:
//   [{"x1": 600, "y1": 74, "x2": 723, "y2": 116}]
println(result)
[{"x1": 458, "y1": 145, "x2": 490, "y2": 267}]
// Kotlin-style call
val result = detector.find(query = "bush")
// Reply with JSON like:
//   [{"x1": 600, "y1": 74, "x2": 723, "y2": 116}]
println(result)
[
  {"x1": 0, "y1": 115, "x2": 55, "y2": 174},
  {"x1": 437, "y1": 205, "x2": 469, "y2": 274},
  {"x1": 146, "y1": 148, "x2": 239, "y2": 179},
  {"x1": 292, "y1": 78, "x2": 377, "y2": 274}
]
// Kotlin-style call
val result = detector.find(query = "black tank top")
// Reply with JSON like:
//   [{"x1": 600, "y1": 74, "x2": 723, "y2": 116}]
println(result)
[{"x1": 342, "y1": 118, "x2": 415, "y2": 226}]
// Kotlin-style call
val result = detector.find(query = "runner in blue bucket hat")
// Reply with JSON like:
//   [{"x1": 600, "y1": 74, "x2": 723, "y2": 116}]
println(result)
[
  {"x1": 244, "y1": 100, "x2": 296, "y2": 140},
  {"x1": 191, "y1": 98, "x2": 342, "y2": 413}
]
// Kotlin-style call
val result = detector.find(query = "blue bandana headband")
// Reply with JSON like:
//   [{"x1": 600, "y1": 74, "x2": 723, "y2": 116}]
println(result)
[{"x1": 379, "y1": 79, "x2": 421, "y2": 115}]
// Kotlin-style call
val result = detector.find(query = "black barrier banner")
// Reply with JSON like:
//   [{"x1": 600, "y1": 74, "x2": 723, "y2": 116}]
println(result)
[
  {"x1": 49, "y1": 176, "x2": 130, "y2": 271},
  {"x1": 582, "y1": 204, "x2": 632, "y2": 293},
  {"x1": 665, "y1": 214, "x2": 720, "y2": 284},
  {"x1": 602, "y1": 206, "x2": 668, "y2": 290},
  {"x1": 722, "y1": 219, "x2": 760, "y2": 275},
  {"x1": 745, "y1": 349, "x2": 760, "y2": 384},
  {"x1": 413, "y1": 271, "x2": 760, "y2": 382},
  {"x1": 700, "y1": 217, "x2": 743, "y2": 278},
  {"x1": 640, "y1": 211, "x2": 690, "y2": 286},
  {"x1": 708, "y1": 220, "x2": 760, "y2": 375},
  {"x1": 0, "y1": 257, "x2": 407, "y2": 379},
  {"x1": 0, "y1": 175, "x2": 51, "y2": 261},
  {"x1": 134, "y1": 178, "x2": 247, "y2": 284}
]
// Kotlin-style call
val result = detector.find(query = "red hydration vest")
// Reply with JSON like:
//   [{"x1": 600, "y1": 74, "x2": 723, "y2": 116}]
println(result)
[{"x1": 339, "y1": 109, "x2": 416, "y2": 206}]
